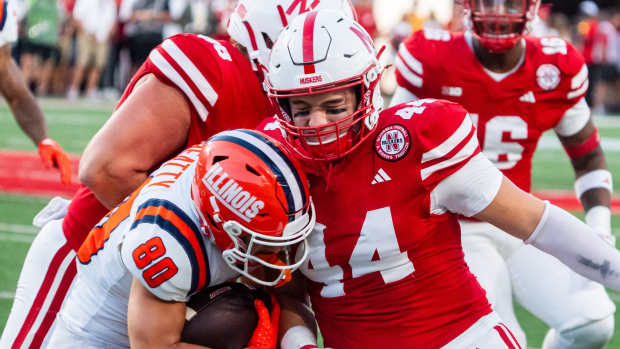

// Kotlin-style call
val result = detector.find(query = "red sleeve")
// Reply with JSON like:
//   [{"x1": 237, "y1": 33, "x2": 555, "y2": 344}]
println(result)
[
  {"x1": 533, "y1": 37, "x2": 588, "y2": 130},
  {"x1": 394, "y1": 30, "x2": 426, "y2": 97},
  {"x1": 560, "y1": 40, "x2": 588, "y2": 103},
  {"x1": 62, "y1": 185, "x2": 110, "y2": 251},
  {"x1": 394, "y1": 29, "x2": 450, "y2": 98},
  {"x1": 140, "y1": 34, "x2": 224, "y2": 122},
  {"x1": 392, "y1": 100, "x2": 481, "y2": 191}
]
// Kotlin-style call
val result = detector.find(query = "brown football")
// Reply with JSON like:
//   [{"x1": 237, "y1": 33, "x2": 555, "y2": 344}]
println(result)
[{"x1": 181, "y1": 282, "x2": 271, "y2": 349}]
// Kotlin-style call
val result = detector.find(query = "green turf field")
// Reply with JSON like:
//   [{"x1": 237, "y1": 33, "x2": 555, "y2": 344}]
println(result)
[{"x1": 1, "y1": 99, "x2": 620, "y2": 348}]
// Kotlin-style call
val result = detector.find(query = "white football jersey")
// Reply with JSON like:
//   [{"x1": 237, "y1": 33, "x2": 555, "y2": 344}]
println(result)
[
  {"x1": 56, "y1": 145, "x2": 237, "y2": 347},
  {"x1": 0, "y1": 0, "x2": 17, "y2": 47}
]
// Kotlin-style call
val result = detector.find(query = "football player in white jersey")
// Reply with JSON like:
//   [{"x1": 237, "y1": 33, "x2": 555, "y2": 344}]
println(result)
[
  {"x1": 46, "y1": 130, "x2": 314, "y2": 348},
  {"x1": 0, "y1": 0, "x2": 71, "y2": 183},
  {"x1": 390, "y1": 1, "x2": 615, "y2": 347},
  {"x1": 1, "y1": 1, "x2": 356, "y2": 347},
  {"x1": 259, "y1": 10, "x2": 620, "y2": 349}
]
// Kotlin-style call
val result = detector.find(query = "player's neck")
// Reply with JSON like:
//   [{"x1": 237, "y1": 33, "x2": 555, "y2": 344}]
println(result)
[{"x1": 473, "y1": 38, "x2": 525, "y2": 74}]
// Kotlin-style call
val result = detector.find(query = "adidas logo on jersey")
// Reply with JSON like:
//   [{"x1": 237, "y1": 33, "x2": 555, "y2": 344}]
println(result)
[
  {"x1": 519, "y1": 91, "x2": 536, "y2": 103},
  {"x1": 202, "y1": 163, "x2": 265, "y2": 222},
  {"x1": 371, "y1": 168, "x2": 391, "y2": 185},
  {"x1": 441, "y1": 86, "x2": 462, "y2": 97}
]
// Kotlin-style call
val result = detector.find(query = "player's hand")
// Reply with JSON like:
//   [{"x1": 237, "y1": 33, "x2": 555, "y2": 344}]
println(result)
[
  {"x1": 38, "y1": 138, "x2": 72, "y2": 184},
  {"x1": 246, "y1": 294, "x2": 280, "y2": 349}
]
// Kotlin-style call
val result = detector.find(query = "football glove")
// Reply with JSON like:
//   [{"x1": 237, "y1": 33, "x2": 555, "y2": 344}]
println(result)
[
  {"x1": 38, "y1": 138, "x2": 72, "y2": 184},
  {"x1": 246, "y1": 294, "x2": 280, "y2": 349}
]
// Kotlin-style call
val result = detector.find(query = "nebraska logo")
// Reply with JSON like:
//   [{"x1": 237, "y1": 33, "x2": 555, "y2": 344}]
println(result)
[
  {"x1": 202, "y1": 163, "x2": 265, "y2": 222},
  {"x1": 299, "y1": 75, "x2": 323, "y2": 84},
  {"x1": 375, "y1": 124, "x2": 411, "y2": 161},
  {"x1": 536, "y1": 64, "x2": 560, "y2": 91}
]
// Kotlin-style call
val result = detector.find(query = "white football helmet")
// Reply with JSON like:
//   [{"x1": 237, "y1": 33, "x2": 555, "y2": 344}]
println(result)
[
  {"x1": 265, "y1": 9, "x2": 384, "y2": 163},
  {"x1": 227, "y1": 0, "x2": 357, "y2": 79}
]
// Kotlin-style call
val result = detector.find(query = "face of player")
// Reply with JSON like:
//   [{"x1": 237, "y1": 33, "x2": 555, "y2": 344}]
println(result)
[
  {"x1": 288, "y1": 87, "x2": 357, "y2": 145},
  {"x1": 474, "y1": 0, "x2": 526, "y2": 16}
]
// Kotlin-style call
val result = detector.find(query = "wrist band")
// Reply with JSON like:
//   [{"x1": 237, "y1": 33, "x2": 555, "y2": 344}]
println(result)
[
  {"x1": 281, "y1": 325, "x2": 317, "y2": 349},
  {"x1": 574, "y1": 169, "x2": 613, "y2": 199}
]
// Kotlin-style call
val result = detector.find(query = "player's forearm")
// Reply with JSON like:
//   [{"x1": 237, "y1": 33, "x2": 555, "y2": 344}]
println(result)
[
  {"x1": 2, "y1": 59, "x2": 48, "y2": 145},
  {"x1": 129, "y1": 279, "x2": 212, "y2": 349},
  {"x1": 526, "y1": 202, "x2": 620, "y2": 291},
  {"x1": 9, "y1": 94, "x2": 48, "y2": 145},
  {"x1": 272, "y1": 273, "x2": 318, "y2": 349}
]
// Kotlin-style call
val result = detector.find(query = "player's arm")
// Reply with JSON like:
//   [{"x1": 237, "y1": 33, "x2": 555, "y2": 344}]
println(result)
[
  {"x1": 556, "y1": 110, "x2": 612, "y2": 242},
  {"x1": 128, "y1": 278, "x2": 212, "y2": 349},
  {"x1": 432, "y1": 152, "x2": 620, "y2": 291},
  {"x1": 419, "y1": 101, "x2": 620, "y2": 291},
  {"x1": 79, "y1": 73, "x2": 191, "y2": 209},
  {"x1": 275, "y1": 272, "x2": 320, "y2": 349},
  {"x1": 0, "y1": 45, "x2": 46, "y2": 145},
  {"x1": 0, "y1": 44, "x2": 72, "y2": 183}
]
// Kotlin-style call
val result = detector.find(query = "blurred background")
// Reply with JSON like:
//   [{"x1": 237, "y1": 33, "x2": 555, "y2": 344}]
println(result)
[{"x1": 9, "y1": 0, "x2": 620, "y2": 114}]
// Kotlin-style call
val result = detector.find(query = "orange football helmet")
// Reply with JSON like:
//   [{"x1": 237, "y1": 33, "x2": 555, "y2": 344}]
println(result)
[{"x1": 191, "y1": 129, "x2": 314, "y2": 287}]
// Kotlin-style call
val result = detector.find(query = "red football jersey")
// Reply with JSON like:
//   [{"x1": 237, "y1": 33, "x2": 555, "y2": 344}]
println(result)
[
  {"x1": 395, "y1": 29, "x2": 588, "y2": 193},
  {"x1": 262, "y1": 100, "x2": 492, "y2": 348},
  {"x1": 62, "y1": 34, "x2": 274, "y2": 250}
]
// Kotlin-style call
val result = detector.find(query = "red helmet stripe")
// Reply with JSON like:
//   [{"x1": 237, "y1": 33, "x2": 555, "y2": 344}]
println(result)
[
  {"x1": 243, "y1": 20, "x2": 259, "y2": 51},
  {"x1": 277, "y1": 5, "x2": 288, "y2": 27},
  {"x1": 302, "y1": 11, "x2": 319, "y2": 74},
  {"x1": 349, "y1": 24, "x2": 373, "y2": 53}
]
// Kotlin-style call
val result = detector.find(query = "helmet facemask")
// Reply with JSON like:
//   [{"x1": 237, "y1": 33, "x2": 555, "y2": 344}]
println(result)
[
  {"x1": 270, "y1": 64, "x2": 381, "y2": 163},
  {"x1": 465, "y1": 0, "x2": 539, "y2": 52}
]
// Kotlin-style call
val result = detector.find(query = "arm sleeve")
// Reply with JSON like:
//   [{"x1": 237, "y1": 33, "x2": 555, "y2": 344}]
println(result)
[
  {"x1": 526, "y1": 202, "x2": 620, "y2": 291},
  {"x1": 414, "y1": 101, "x2": 482, "y2": 191}
]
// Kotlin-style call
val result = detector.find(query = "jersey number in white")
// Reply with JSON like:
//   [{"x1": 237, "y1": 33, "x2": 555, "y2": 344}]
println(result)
[
  {"x1": 470, "y1": 114, "x2": 527, "y2": 169},
  {"x1": 301, "y1": 207, "x2": 415, "y2": 298}
]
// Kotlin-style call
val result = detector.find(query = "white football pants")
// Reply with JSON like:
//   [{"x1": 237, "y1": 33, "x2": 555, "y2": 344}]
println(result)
[
  {"x1": 0, "y1": 198, "x2": 76, "y2": 349},
  {"x1": 443, "y1": 311, "x2": 522, "y2": 349}
]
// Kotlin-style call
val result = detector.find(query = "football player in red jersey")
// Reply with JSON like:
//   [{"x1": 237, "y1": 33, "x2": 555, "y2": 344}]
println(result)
[
  {"x1": 391, "y1": 1, "x2": 614, "y2": 348},
  {"x1": 260, "y1": 10, "x2": 620, "y2": 349},
  {"x1": 0, "y1": 1, "x2": 356, "y2": 348}
]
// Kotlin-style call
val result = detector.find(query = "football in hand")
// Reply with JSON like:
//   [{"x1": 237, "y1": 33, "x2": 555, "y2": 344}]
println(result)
[{"x1": 181, "y1": 282, "x2": 271, "y2": 349}]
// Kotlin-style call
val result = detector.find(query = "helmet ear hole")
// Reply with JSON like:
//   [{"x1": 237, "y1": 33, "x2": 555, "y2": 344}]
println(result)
[
  {"x1": 212, "y1": 156, "x2": 228, "y2": 165},
  {"x1": 245, "y1": 164, "x2": 261, "y2": 176}
]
